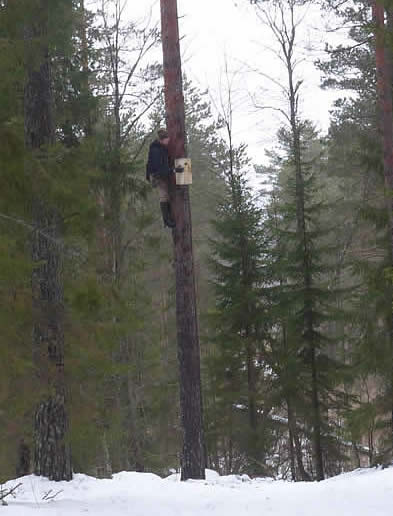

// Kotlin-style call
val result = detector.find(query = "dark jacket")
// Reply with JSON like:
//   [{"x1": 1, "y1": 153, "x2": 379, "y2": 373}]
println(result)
[{"x1": 146, "y1": 140, "x2": 172, "y2": 182}]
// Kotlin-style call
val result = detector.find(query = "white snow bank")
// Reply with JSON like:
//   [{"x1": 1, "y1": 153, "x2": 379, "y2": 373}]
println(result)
[{"x1": 1, "y1": 466, "x2": 392, "y2": 515}]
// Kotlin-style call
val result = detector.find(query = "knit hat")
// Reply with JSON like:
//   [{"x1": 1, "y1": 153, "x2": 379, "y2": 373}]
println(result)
[{"x1": 157, "y1": 128, "x2": 169, "y2": 140}]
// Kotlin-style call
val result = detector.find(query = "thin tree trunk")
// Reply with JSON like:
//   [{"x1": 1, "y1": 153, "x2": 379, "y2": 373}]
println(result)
[
  {"x1": 287, "y1": 44, "x2": 324, "y2": 482},
  {"x1": 16, "y1": 439, "x2": 31, "y2": 478},
  {"x1": 353, "y1": 442, "x2": 361, "y2": 469},
  {"x1": 288, "y1": 426, "x2": 296, "y2": 481},
  {"x1": 309, "y1": 346, "x2": 324, "y2": 480},
  {"x1": 228, "y1": 402, "x2": 234, "y2": 474},
  {"x1": 80, "y1": 0, "x2": 92, "y2": 136},
  {"x1": 125, "y1": 337, "x2": 145, "y2": 472},
  {"x1": 246, "y1": 338, "x2": 260, "y2": 472},
  {"x1": 287, "y1": 399, "x2": 310, "y2": 481},
  {"x1": 96, "y1": 432, "x2": 112, "y2": 478},
  {"x1": 247, "y1": 340, "x2": 258, "y2": 432}
]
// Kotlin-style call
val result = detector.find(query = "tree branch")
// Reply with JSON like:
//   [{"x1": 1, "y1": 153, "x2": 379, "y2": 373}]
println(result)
[{"x1": 0, "y1": 483, "x2": 22, "y2": 504}]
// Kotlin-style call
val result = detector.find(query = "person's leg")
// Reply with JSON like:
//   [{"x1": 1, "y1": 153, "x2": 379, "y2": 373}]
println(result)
[
  {"x1": 156, "y1": 178, "x2": 175, "y2": 228},
  {"x1": 156, "y1": 178, "x2": 170, "y2": 203}
]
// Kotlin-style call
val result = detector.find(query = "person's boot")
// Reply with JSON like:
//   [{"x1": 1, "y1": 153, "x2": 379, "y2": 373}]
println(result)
[{"x1": 160, "y1": 202, "x2": 176, "y2": 228}]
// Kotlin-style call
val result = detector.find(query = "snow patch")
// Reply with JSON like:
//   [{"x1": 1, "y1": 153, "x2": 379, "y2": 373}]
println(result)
[{"x1": 1, "y1": 466, "x2": 392, "y2": 515}]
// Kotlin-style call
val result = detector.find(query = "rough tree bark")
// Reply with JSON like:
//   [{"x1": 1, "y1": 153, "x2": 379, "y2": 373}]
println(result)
[
  {"x1": 373, "y1": 0, "x2": 393, "y2": 458},
  {"x1": 24, "y1": 0, "x2": 72, "y2": 481},
  {"x1": 160, "y1": 0, "x2": 205, "y2": 480}
]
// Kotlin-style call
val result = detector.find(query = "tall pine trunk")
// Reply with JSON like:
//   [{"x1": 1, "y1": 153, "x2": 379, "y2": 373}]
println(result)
[
  {"x1": 374, "y1": 1, "x2": 393, "y2": 459},
  {"x1": 161, "y1": 0, "x2": 206, "y2": 480},
  {"x1": 24, "y1": 0, "x2": 72, "y2": 481}
]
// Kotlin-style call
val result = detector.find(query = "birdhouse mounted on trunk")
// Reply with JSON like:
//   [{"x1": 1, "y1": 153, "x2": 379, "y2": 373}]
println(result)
[{"x1": 175, "y1": 158, "x2": 192, "y2": 185}]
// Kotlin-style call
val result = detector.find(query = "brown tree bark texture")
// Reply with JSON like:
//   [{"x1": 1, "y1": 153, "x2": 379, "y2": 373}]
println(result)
[
  {"x1": 160, "y1": 0, "x2": 205, "y2": 481},
  {"x1": 373, "y1": 0, "x2": 393, "y2": 457},
  {"x1": 24, "y1": 0, "x2": 72, "y2": 481}
]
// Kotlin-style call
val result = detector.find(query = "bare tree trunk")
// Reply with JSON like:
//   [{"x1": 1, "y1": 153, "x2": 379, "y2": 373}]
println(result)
[
  {"x1": 288, "y1": 426, "x2": 296, "y2": 481},
  {"x1": 287, "y1": 399, "x2": 310, "y2": 481},
  {"x1": 246, "y1": 338, "x2": 260, "y2": 471},
  {"x1": 160, "y1": 0, "x2": 205, "y2": 481},
  {"x1": 374, "y1": 2, "x2": 393, "y2": 201},
  {"x1": 228, "y1": 393, "x2": 234, "y2": 474},
  {"x1": 24, "y1": 0, "x2": 72, "y2": 481},
  {"x1": 247, "y1": 340, "x2": 258, "y2": 432},
  {"x1": 16, "y1": 439, "x2": 31, "y2": 478},
  {"x1": 80, "y1": 0, "x2": 92, "y2": 136},
  {"x1": 96, "y1": 432, "x2": 112, "y2": 478},
  {"x1": 127, "y1": 380, "x2": 145, "y2": 472},
  {"x1": 119, "y1": 336, "x2": 145, "y2": 473},
  {"x1": 374, "y1": 1, "x2": 393, "y2": 460}
]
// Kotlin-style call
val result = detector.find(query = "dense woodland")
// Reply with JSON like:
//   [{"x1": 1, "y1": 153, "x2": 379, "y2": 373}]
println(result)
[{"x1": 2, "y1": 0, "x2": 393, "y2": 484}]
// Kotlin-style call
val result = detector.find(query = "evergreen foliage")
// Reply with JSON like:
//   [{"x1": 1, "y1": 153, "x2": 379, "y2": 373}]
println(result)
[
  {"x1": 206, "y1": 142, "x2": 273, "y2": 476},
  {"x1": 2, "y1": 0, "x2": 393, "y2": 482}
]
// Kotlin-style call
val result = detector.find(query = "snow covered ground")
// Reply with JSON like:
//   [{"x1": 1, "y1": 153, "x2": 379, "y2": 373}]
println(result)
[{"x1": 1, "y1": 467, "x2": 392, "y2": 515}]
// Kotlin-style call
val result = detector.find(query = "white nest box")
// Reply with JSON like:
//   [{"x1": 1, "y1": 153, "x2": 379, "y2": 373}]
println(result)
[{"x1": 175, "y1": 158, "x2": 192, "y2": 185}]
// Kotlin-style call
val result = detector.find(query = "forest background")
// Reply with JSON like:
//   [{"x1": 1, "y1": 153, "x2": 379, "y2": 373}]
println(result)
[{"x1": 1, "y1": 0, "x2": 393, "y2": 483}]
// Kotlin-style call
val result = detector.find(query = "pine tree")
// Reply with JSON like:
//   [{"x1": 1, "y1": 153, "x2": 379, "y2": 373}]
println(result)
[
  {"x1": 320, "y1": 0, "x2": 393, "y2": 464},
  {"x1": 0, "y1": 0, "x2": 99, "y2": 480},
  {"x1": 24, "y1": 0, "x2": 73, "y2": 481}
]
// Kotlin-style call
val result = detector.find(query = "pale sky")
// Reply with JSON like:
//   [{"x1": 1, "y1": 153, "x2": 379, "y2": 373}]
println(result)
[{"x1": 92, "y1": 0, "x2": 352, "y2": 168}]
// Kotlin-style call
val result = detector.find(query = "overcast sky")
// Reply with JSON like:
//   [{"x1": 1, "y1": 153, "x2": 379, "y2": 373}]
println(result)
[{"x1": 92, "y1": 0, "x2": 351, "y2": 168}]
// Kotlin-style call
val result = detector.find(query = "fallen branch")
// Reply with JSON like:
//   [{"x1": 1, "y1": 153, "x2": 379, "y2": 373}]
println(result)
[
  {"x1": 42, "y1": 489, "x2": 63, "y2": 501},
  {"x1": 0, "y1": 483, "x2": 22, "y2": 505}
]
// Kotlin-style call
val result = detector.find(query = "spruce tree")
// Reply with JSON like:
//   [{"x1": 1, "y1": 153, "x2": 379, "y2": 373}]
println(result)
[
  {"x1": 320, "y1": 0, "x2": 393, "y2": 464},
  {"x1": 262, "y1": 122, "x2": 352, "y2": 480},
  {"x1": 206, "y1": 134, "x2": 275, "y2": 475}
]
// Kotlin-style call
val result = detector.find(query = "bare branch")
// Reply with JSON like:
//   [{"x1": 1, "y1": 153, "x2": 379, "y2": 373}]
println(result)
[
  {"x1": 121, "y1": 92, "x2": 161, "y2": 144},
  {"x1": 0, "y1": 483, "x2": 22, "y2": 504},
  {"x1": 42, "y1": 489, "x2": 64, "y2": 501}
]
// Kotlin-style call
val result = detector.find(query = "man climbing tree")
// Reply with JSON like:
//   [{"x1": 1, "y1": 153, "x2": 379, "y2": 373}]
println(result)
[
  {"x1": 146, "y1": 128, "x2": 183, "y2": 229},
  {"x1": 160, "y1": 0, "x2": 206, "y2": 480}
]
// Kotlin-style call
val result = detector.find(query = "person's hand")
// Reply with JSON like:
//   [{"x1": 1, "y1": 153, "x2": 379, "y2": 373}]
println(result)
[{"x1": 175, "y1": 166, "x2": 184, "y2": 173}]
